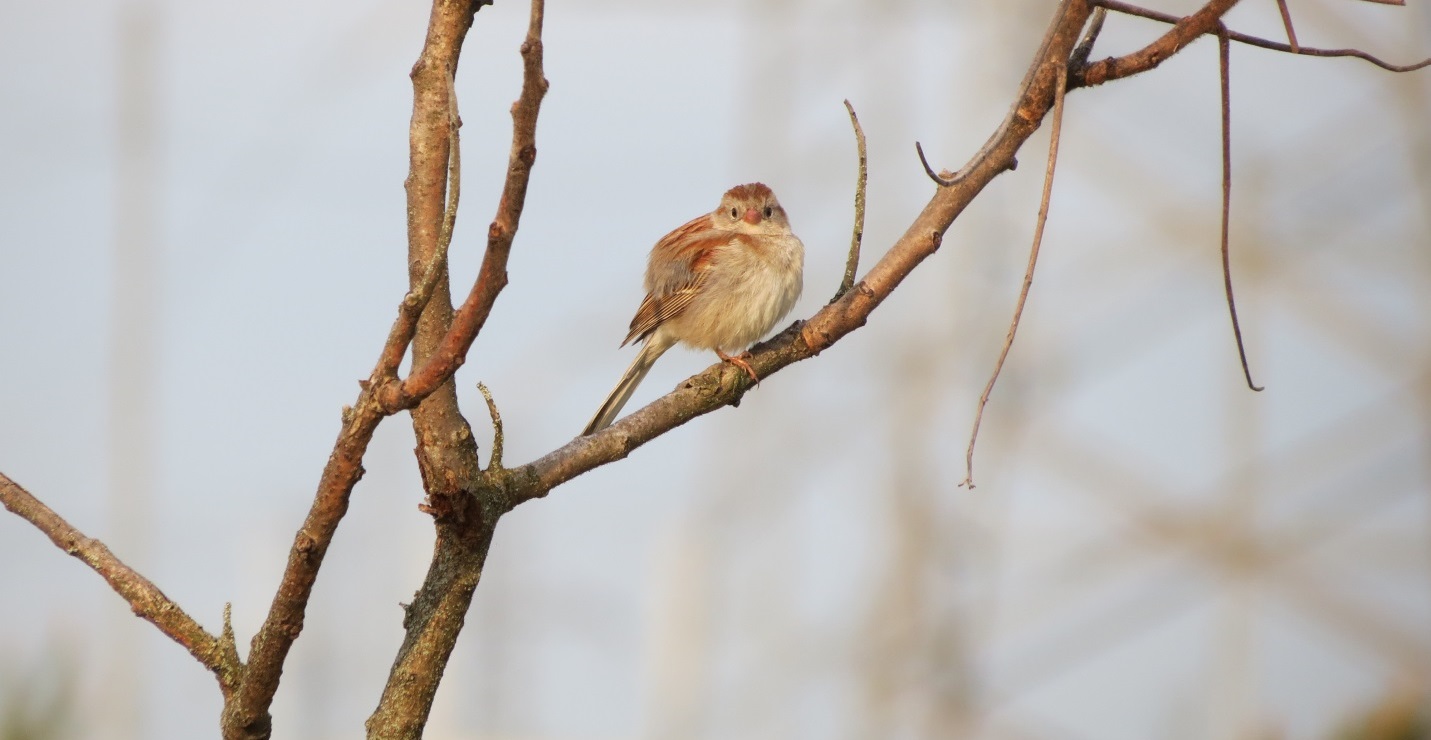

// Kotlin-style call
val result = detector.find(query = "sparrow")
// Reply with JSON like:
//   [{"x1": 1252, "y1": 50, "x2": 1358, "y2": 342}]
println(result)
[{"x1": 582, "y1": 182, "x2": 804, "y2": 435}]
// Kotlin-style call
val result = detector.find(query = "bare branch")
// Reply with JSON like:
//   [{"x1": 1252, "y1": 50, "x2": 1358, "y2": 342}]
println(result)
[
  {"x1": 1086, "y1": 0, "x2": 1430, "y2": 75},
  {"x1": 0, "y1": 472, "x2": 239, "y2": 694},
  {"x1": 834, "y1": 100, "x2": 868, "y2": 302},
  {"x1": 961, "y1": 60, "x2": 1070, "y2": 490},
  {"x1": 1075, "y1": 0, "x2": 1244, "y2": 88},
  {"x1": 367, "y1": 2, "x2": 545, "y2": 737},
  {"x1": 221, "y1": 405, "x2": 384, "y2": 739},
  {"x1": 374, "y1": 70, "x2": 465, "y2": 384},
  {"x1": 387, "y1": 0, "x2": 549, "y2": 409},
  {"x1": 223, "y1": 2, "x2": 493, "y2": 737},
  {"x1": 1273, "y1": 0, "x2": 1300, "y2": 53},
  {"x1": 1217, "y1": 27, "x2": 1264, "y2": 392}
]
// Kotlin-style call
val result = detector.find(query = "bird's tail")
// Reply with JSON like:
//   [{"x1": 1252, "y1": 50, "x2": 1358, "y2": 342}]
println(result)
[{"x1": 582, "y1": 336, "x2": 673, "y2": 435}]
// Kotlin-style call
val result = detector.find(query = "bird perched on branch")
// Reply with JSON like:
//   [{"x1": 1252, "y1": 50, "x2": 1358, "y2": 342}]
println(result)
[{"x1": 582, "y1": 182, "x2": 805, "y2": 435}]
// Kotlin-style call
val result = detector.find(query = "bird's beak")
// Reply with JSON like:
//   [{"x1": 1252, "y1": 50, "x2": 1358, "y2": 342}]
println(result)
[{"x1": 742, "y1": 207, "x2": 761, "y2": 225}]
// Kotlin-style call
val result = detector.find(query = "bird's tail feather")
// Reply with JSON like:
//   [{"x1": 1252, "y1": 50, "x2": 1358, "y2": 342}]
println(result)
[{"x1": 582, "y1": 337, "x2": 672, "y2": 435}]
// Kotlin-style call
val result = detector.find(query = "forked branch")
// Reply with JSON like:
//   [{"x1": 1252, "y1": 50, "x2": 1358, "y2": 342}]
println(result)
[
  {"x1": 384, "y1": 0, "x2": 549, "y2": 409},
  {"x1": 1083, "y1": 0, "x2": 1430, "y2": 78},
  {"x1": 226, "y1": 2, "x2": 493, "y2": 738}
]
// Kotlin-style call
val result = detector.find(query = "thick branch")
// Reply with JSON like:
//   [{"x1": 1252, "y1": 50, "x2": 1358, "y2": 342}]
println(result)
[
  {"x1": 367, "y1": 2, "x2": 546, "y2": 738},
  {"x1": 221, "y1": 405, "x2": 384, "y2": 739},
  {"x1": 1, "y1": 472, "x2": 239, "y2": 694},
  {"x1": 374, "y1": 71, "x2": 465, "y2": 383}
]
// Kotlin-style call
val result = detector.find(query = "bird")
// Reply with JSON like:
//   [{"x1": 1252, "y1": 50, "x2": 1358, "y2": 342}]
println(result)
[{"x1": 582, "y1": 182, "x2": 805, "y2": 435}]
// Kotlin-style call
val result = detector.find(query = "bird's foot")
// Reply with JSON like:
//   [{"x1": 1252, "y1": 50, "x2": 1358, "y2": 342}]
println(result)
[{"x1": 716, "y1": 350, "x2": 760, "y2": 385}]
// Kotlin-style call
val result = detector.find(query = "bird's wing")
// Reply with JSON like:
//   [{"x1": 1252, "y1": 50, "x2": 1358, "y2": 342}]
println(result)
[{"x1": 621, "y1": 217, "x2": 729, "y2": 346}]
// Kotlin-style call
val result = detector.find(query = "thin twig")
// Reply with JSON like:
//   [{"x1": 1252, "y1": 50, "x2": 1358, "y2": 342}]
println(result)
[
  {"x1": 917, "y1": 140, "x2": 1018, "y2": 189},
  {"x1": 915, "y1": 141, "x2": 959, "y2": 187},
  {"x1": 478, "y1": 381, "x2": 504, "y2": 470},
  {"x1": 1273, "y1": 0, "x2": 1299, "y2": 53},
  {"x1": 1217, "y1": 27, "x2": 1264, "y2": 392},
  {"x1": 1070, "y1": 6, "x2": 1108, "y2": 69},
  {"x1": 960, "y1": 61, "x2": 1070, "y2": 490},
  {"x1": 375, "y1": 69, "x2": 464, "y2": 384},
  {"x1": 1088, "y1": 0, "x2": 1430, "y2": 74},
  {"x1": 0, "y1": 472, "x2": 238, "y2": 692},
  {"x1": 834, "y1": 100, "x2": 868, "y2": 301},
  {"x1": 220, "y1": 602, "x2": 240, "y2": 694}
]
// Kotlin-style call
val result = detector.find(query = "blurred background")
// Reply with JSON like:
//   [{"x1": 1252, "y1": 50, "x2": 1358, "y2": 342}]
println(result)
[{"x1": 2, "y1": 0, "x2": 1429, "y2": 738}]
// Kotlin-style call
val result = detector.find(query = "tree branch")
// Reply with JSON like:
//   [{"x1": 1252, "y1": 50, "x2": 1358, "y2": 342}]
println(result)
[
  {"x1": 380, "y1": 0, "x2": 549, "y2": 411},
  {"x1": 224, "y1": 2, "x2": 492, "y2": 737},
  {"x1": 1083, "y1": 0, "x2": 1430, "y2": 77},
  {"x1": 1272, "y1": 0, "x2": 1300, "y2": 54},
  {"x1": 0, "y1": 472, "x2": 239, "y2": 695},
  {"x1": 1074, "y1": 0, "x2": 1243, "y2": 89},
  {"x1": 374, "y1": 69, "x2": 465, "y2": 384},
  {"x1": 367, "y1": 2, "x2": 545, "y2": 737}
]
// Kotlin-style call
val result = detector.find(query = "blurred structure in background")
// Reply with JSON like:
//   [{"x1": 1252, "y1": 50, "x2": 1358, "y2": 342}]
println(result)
[
  {"x1": 1, "y1": 1, "x2": 1428, "y2": 739},
  {"x1": 0, "y1": 646, "x2": 79, "y2": 740},
  {"x1": 106, "y1": 2, "x2": 161, "y2": 739}
]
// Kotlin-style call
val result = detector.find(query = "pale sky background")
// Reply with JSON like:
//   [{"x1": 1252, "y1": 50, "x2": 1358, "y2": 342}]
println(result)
[{"x1": 2, "y1": 1, "x2": 1430, "y2": 739}]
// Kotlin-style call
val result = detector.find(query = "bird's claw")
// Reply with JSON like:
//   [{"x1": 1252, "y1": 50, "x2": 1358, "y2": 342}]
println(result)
[{"x1": 716, "y1": 350, "x2": 761, "y2": 386}]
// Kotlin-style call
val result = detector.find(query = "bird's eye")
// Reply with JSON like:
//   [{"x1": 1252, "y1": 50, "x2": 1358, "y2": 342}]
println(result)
[
  {"x1": 730, "y1": 207, "x2": 739, "y2": 219},
  {"x1": 763, "y1": 206, "x2": 773, "y2": 218}
]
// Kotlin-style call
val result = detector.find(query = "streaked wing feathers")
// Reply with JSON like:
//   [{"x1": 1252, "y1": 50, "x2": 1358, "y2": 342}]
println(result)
[
  {"x1": 622, "y1": 275, "x2": 706, "y2": 346},
  {"x1": 620, "y1": 219, "x2": 731, "y2": 346}
]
